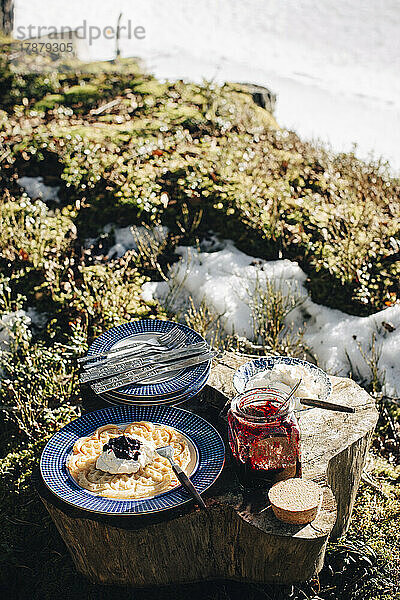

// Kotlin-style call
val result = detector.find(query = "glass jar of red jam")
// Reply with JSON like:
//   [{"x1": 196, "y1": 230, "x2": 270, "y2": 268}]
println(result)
[{"x1": 227, "y1": 387, "x2": 301, "y2": 485}]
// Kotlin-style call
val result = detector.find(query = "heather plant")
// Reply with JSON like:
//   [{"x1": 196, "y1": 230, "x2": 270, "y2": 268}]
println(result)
[
  {"x1": 0, "y1": 193, "x2": 77, "y2": 309},
  {"x1": 131, "y1": 224, "x2": 171, "y2": 279},
  {"x1": 0, "y1": 194, "x2": 76, "y2": 269},
  {"x1": 5, "y1": 79, "x2": 398, "y2": 313},
  {"x1": 69, "y1": 254, "x2": 152, "y2": 339},
  {"x1": 0, "y1": 341, "x2": 80, "y2": 440},
  {"x1": 249, "y1": 274, "x2": 309, "y2": 358},
  {"x1": 183, "y1": 296, "x2": 226, "y2": 350}
]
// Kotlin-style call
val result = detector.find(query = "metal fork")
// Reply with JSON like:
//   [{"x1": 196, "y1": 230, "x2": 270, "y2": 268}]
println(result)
[
  {"x1": 82, "y1": 336, "x2": 188, "y2": 370},
  {"x1": 78, "y1": 326, "x2": 186, "y2": 366},
  {"x1": 80, "y1": 341, "x2": 208, "y2": 384},
  {"x1": 156, "y1": 445, "x2": 207, "y2": 510}
]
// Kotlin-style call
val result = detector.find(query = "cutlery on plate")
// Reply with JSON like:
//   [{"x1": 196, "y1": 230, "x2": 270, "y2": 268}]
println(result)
[
  {"x1": 79, "y1": 341, "x2": 209, "y2": 384},
  {"x1": 156, "y1": 445, "x2": 207, "y2": 510},
  {"x1": 299, "y1": 398, "x2": 355, "y2": 413},
  {"x1": 82, "y1": 337, "x2": 188, "y2": 370},
  {"x1": 78, "y1": 326, "x2": 186, "y2": 365},
  {"x1": 90, "y1": 350, "x2": 217, "y2": 394}
]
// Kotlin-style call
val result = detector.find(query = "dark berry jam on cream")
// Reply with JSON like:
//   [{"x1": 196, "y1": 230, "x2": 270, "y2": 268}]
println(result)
[{"x1": 102, "y1": 435, "x2": 142, "y2": 461}]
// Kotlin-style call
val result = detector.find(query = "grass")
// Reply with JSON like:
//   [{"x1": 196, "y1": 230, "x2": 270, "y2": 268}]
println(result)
[
  {"x1": 0, "y1": 51, "x2": 399, "y2": 599},
  {"x1": 249, "y1": 273, "x2": 309, "y2": 358},
  {"x1": 183, "y1": 296, "x2": 226, "y2": 349}
]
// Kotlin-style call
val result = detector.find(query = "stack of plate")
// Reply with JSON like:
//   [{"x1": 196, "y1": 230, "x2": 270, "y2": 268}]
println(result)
[{"x1": 83, "y1": 319, "x2": 212, "y2": 406}]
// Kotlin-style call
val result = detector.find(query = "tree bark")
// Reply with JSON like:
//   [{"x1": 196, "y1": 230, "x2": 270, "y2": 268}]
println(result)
[{"x1": 0, "y1": 0, "x2": 14, "y2": 35}]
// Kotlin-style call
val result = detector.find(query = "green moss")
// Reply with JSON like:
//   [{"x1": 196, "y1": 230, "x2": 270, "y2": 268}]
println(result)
[
  {"x1": 132, "y1": 79, "x2": 169, "y2": 97},
  {"x1": 33, "y1": 93, "x2": 65, "y2": 111},
  {"x1": 63, "y1": 83, "x2": 100, "y2": 104}
]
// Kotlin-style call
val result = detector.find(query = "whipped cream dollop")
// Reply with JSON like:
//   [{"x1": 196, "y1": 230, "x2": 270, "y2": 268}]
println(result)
[
  {"x1": 245, "y1": 364, "x2": 321, "y2": 398},
  {"x1": 96, "y1": 435, "x2": 156, "y2": 474}
]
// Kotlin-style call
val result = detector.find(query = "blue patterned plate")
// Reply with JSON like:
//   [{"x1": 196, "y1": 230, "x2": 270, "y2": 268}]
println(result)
[
  {"x1": 101, "y1": 367, "x2": 211, "y2": 406},
  {"x1": 233, "y1": 356, "x2": 332, "y2": 408},
  {"x1": 40, "y1": 405, "x2": 225, "y2": 515},
  {"x1": 101, "y1": 380, "x2": 208, "y2": 406},
  {"x1": 86, "y1": 319, "x2": 210, "y2": 399},
  {"x1": 102, "y1": 368, "x2": 210, "y2": 406},
  {"x1": 107, "y1": 362, "x2": 211, "y2": 399}
]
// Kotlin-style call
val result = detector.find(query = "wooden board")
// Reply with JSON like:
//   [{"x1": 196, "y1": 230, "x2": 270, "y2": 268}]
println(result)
[{"x1": 37, "y1": 352, "x2": 378, "y2": 586}]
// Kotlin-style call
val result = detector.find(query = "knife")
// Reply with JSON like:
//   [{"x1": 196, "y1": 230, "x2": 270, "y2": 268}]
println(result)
[
  {"x1": 90, "y1": 351, "x2": 217, "y2": 394},
  {"x1": 79, "y1": 342, "x2": 208, "y2": 384},
  {"x1": 300, "y1": 398, "x2": 355, "y2": 413}
]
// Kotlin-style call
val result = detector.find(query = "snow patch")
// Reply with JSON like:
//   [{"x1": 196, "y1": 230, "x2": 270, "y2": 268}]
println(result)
[
  {"x1": 144, "y1": 239, "x2": 399, "y2": 396},
  {"x1": 0, "y1": 310, "x2": 32, "y2": 352},
  {"x1": 25, "y1": 307, "x2": 48, "y2": 330},
  {"x1": 106, "y1": 225, "x2": 169, "y2": 260},
  {"x1": 18, "y1": 176, "x2": 60, "y2": 203}
]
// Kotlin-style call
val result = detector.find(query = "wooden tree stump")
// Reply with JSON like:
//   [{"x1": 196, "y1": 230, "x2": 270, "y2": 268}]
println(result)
[{"x1": 37, "y1": 352, "x2": 378, "y2": 587}]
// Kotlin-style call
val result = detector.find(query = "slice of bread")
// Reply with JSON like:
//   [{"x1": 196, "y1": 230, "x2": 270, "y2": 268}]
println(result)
[{"x1": 268, "y1": 478, "x2": 323, "y2": 524}]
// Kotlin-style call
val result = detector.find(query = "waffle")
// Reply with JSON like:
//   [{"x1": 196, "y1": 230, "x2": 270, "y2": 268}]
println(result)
[{"x1": 67, "y1": 421, "x2": 192, "y2": 499}]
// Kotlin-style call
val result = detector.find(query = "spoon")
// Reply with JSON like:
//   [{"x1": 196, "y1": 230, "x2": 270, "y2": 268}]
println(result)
[
  {"x1": 275, "y1": 378, "x2": 302, "y2": 415},
  {"x1": 156, "y1": 445, "x2": 207, "y2": 510}
]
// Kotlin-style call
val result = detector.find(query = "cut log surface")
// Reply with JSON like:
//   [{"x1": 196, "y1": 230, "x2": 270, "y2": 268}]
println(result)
[
  {"x1": 37, "y1": 352, "x2": 378, "y2": 586},
  {"x1": 207, "y1": 353, "x2": 378, "y2": 538}
]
